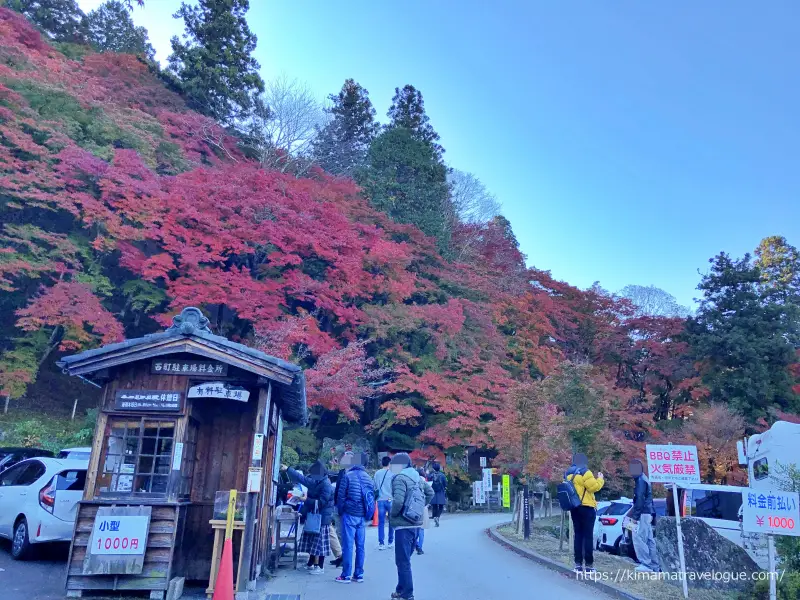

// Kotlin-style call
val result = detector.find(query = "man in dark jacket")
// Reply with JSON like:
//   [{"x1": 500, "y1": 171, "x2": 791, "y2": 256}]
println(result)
[
  {"x1": 629, "y1": 459, "x2": 660, "y2": 572},
  {"x1": 429, "y1": 462, "x2": 447, "y2": 527},
  {"x1": 334, "y1": 452, "x2": 374, "y2": 583}
]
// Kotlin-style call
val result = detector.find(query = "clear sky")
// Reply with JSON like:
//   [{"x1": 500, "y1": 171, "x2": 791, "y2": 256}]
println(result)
[{"x1": 78, "y1": 0, "x2": 800, "y2": 307}]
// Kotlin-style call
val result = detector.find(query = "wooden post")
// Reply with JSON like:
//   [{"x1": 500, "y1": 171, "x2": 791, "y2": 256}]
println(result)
[
  {"x1": 3, "y1": 395, "x2": 8, "y2": 414},
  {"x1": 559, "y1": 509, "x2": 566, "y2": 550}
]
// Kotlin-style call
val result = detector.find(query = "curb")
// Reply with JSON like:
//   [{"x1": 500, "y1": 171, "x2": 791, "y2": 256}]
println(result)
[{"x1": 486, "y1": 524, "x2": 644, "y2": 600}]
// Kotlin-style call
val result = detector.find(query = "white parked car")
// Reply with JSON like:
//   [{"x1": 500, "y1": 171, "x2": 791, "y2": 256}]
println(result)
[
  {"x1": 57, "y1": 447, "x2": 92, "y2": 461},
  {"x1": 592, "y1": 501, "x2": 612, "y2": 549},
  {"x1": 596, "y1": 498, "x2": 633, "y2": 553},
  {"x1": 0, "y1": 457, "x2": 88, "y2": 559}
]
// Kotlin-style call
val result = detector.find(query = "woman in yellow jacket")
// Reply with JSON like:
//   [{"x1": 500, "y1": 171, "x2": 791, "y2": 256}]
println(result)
[{"x1": 565, "y1": 453, "x2": 604, "y2": 574}]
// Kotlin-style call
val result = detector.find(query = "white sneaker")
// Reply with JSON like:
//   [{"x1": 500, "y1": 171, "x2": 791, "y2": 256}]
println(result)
[
  {"x1": 309, "y1": 566, "x2": 324, "y2": 575},
  {"x1": 378, "y1": 544, "x2": 386, "y2": 550},
  {"x1": 387, "y1": 543, "x2": 394, "y2": 549}
]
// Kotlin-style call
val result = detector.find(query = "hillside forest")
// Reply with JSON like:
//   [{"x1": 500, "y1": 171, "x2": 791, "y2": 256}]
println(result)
[{"x1": 1, "y1": 0, "x2": 800, "y2": 498}]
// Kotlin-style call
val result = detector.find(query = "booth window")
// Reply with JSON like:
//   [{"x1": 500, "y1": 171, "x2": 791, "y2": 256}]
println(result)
[{"x1": 96, "y1": 418, "x2": 175, "y2": 497}]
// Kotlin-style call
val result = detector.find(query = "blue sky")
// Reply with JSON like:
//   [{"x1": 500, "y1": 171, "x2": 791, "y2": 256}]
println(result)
[{"x1": 78, "y1": 1, "x2": 800, "y2": 307}]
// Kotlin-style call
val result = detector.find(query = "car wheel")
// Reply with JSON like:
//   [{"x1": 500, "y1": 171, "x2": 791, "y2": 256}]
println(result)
[
  {"x1": 11, "y1": 517, "x2": 32, "y2": 560},
  {"x1": 613, "y1": 536, "x2": 623, "y2": 555}
]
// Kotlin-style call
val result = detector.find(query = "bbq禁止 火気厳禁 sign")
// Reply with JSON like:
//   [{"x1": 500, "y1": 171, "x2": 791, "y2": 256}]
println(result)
[
  {"x1": 645, "y1": 444, "x2": 701, "y2": 485},
  {"x1": 150, "y1": 359, "x2": 228, "y2": 376},
  {"x1": 114, "y1": 390, "x2": 183, "y2": 411}
]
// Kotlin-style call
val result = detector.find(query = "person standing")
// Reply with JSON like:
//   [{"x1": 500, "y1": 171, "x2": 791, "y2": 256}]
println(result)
[
  {"x1": 629, "y1": 459, "x2": 660, "y2": 572},
  {"x1": 414, "y1": 468, "x2": 433, "y2": 555},
  {"x1": 374, "y1": 456, "x2": 395, "y2": 550},
  {"x1": 329, "y1": 452, "x2": 351, "y2": 568},
  {"x1": 335, "y1": 452, "x2": 374, "y2": 583},
  {"x1": 565, "y1": 453, "x2": 604, "y2": 575},
  {"x1": 389, "y1": 454, "x2": 433, "y2": 600},
  {"x1": 429, "y1": 462, "x2": 447, "y2": 527},
  {"x1": 282, "y1": 461, "x2": 334, "y2": 574}
]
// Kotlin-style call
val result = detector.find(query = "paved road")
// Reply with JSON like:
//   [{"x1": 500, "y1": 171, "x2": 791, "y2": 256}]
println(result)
[
  {"x1": 0, "y1": 513, "x2": 607, "y2": 600},
  {"x1": 0, "y1": 539, "x2": 71, "y2": 600},
  {"x1": 266, "y1": 512, "x2": 608, "y2": 600}
]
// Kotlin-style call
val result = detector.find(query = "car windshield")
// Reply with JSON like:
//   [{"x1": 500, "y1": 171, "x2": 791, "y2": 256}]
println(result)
[{"x1": 605, "y1": 502, "x2": 632, "y2": 516}]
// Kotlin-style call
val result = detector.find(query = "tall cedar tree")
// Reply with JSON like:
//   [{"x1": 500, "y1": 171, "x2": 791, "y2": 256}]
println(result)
[
  {"x1": 86, "y1": 0, "x2": 155, "y2": 59},
  {"x1": 756, "y1": 236, "x2": 800, "y2": 302},
  {"x1": 386, "y1": 84, "x2": 443, "y2": 157},
  {"x1": 358, "y1": 85, "x2": 452, "y2": 251},
  {"x1": 8, "y1": 0, "x2": 88, "y2": 42},
  {"x1": 312, "y1": 79, "x2": 379, "y2": 176},
  {"x1": 167, "y1": 0, "x2": 264, "y2": 123},
  {"x1": 358, "y1": 127, "x2": 451, "y2": 251},
  {"x1": 686, "y1": 252, "x2": 800, "y2": 420}
]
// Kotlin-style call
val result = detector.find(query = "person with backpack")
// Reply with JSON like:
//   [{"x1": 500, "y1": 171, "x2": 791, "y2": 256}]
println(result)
[
  {"x1": 282, "y1": 461, "x2": 334, "y2": 575},
  {"x1": 389, "y1": 453, "x2": 433, "y2": 600},
  {"x1": 629, "y1": 459, "x2": 660, "y2": 572},
  {"x1": 563, "y1": 453, "x2": 604, "y2": 575},
  {"x1": 334, "y1": 452, "x2": 375, "y2": 583},
  {"x1": 373, "y1": 456, "x2": 395, "y2": 550},
  {"x1": 429, "y1": 462, "x2": 447, "y2": 527}
]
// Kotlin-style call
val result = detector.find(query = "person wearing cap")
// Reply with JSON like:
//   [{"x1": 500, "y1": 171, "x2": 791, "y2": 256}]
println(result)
[
  {"x1": 565, "y1": 453, "x2": 604, "y2": 575},
  {"x1": 282, "y1": 461, "x2": 334, "y2": 575},
  {"x1": 389, "y1": 453, "x2": 433, "y2": 600}
]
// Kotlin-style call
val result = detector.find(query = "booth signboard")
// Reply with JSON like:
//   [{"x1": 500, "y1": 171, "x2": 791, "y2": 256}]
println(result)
[
  {"x1": 83, "y1": 506, "x2": 151, "y2": 575},
  {"x1": 114, "y1": 390, "x2": 182, "y2": 411},
  {"x1": 188, "y1": 382, "x2": 249, "y2": 402},
  {"x1": 645, "y1": 444, "x2": 701, "y2": 485},
  {"x1": 151, "y1": 359, "x2": 228, "y2": 376},
  {"x1": 742, "y1": 489, "x2": 800, "y2": 536}
]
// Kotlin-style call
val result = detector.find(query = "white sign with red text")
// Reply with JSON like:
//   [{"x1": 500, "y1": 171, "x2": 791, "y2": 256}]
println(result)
[
  {"x1": 742, "y1": 489, "x2": 800, "y2": 536},
  {"x1": 89, "y1": 515, "x2": 149, "y2": 555},
  {"x1": 645, "y1": 444, "x2": 701, "y2": 484}
]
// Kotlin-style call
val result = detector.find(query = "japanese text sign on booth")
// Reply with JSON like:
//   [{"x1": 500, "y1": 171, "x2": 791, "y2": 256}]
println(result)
[
  {"x1": 742, "y1": 490, "x2": 800, "y2": 536},
  {"x1": 645, "y1": 444, "x2": 701, "y2": 485}
]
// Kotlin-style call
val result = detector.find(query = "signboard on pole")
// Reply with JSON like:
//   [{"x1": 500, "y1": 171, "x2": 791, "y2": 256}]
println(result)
[
  {"x1": 645, "y1": 444, "x2": 701, "y2": 485},
  {"x1": 479, "y1": 456, "x2": 487, "y2": 468},
  {"x1": 742, "y1": 489, "x2": 800, "y2": 536},
  {"x1": 473, "y1": 480, "x2": 485, "y2": 504},
  {"x1": 502, "y1": 474, "x2": 511, "y2": 508},
  {"x1": 482, "y1": 467, "x2": 492, "y2": 491}
]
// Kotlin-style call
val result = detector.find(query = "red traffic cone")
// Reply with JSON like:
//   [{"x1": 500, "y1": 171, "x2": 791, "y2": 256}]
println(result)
[
  {"x1": 213, "y1": 537, "x2": 235, "y2": 600},
  {"x1": 371, "y1": 502, "x2": 379, "y2": 527}
]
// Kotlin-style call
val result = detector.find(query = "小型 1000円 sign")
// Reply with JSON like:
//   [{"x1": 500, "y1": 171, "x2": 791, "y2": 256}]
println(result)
[{"x1": 83, "y1": 507, "x2": 151, "y2": 575}]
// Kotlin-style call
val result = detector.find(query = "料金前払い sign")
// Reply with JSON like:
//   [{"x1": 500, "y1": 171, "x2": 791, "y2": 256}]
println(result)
[
  {"x1": 742, "y1": 489, "x2": 800, "y2": 536},
  {"x1": 645, "y1": 444, "x2": 701, "y2": 484}
]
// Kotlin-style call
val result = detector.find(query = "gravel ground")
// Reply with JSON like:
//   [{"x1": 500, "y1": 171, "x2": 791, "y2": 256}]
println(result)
[{"x1": 498, "y1": 519, "x2": 746, "y2": 600}]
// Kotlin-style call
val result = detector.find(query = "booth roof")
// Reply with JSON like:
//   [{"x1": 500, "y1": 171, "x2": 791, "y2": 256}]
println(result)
[{"x1": 57, "y1": 307, "x2": 307, "y2": 424}]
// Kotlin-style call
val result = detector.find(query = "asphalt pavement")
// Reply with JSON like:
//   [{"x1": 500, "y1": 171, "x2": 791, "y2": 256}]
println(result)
[
  {"x1": 266, "y1": 512, "x2": 608, "y2": 600},
  {"x1": 0, "y1": 513, "x2": 608, "y2": 600}
]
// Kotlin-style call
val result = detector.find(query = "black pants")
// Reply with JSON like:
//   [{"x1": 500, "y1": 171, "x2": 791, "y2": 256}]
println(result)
[
  {"x1": 570, "y1": 506, "x2": 596, "y2": 567},
  {"x1": 432, "y1": 504, "x2": 444, "y2": 518}
]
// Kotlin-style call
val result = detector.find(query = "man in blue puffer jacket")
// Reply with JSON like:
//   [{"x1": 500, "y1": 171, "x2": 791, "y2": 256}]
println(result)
[{"x1": 335, "y1": 452, "x2": 374, "y2": 583}]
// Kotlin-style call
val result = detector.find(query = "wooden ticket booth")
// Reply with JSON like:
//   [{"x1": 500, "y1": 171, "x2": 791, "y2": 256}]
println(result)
[{"x1": 57, "y1": 307, "x2": 307, "y2": 598}]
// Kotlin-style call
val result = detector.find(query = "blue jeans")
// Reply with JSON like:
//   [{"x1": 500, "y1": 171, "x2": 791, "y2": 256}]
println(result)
[
  {"x1": 340, "y1": 514, "x2": 366, "y2": 579},
  {"x1": 415, "y1": 526, "x2": 424, "y2": 550},
  {"x1": 378, "y1": 500, "x2": 394, "y2": 545},
  {"x1": 394, "y1": 528, "x2": 416, "y2": 598}
]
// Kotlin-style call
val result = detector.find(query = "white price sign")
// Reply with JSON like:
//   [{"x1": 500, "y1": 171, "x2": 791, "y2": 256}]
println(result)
[
  {"x1": 645, "y1": 444, "x2": 701, "y2": 484},
  {"x1": 90, "y1": 516, "x2": 149, "y2": 555},
  {"x1": 742, "y1": 489, "x2": 800, "y2": 536},
  {"x1": 479, "y1": 456, "x2": 487, "y2": 468}
]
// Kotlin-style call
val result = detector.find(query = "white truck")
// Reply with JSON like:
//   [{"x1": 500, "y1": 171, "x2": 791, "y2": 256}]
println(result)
[
  {"x1": 736, "y1": 420, "x2": 800, "y2": 568},
  {"x1": 739, "y1": 420, "x2": 800, "y2": 490}
]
